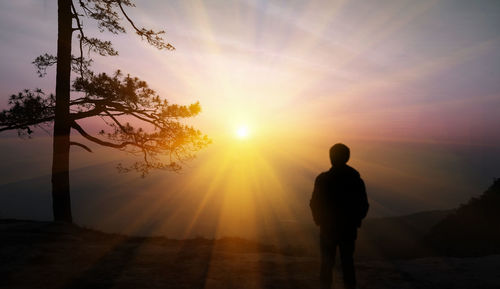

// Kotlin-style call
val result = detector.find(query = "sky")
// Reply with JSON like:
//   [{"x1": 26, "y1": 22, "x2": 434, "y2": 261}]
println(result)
[{"x1": 1, "y1": 0, "x2": 500, "y2": 242}]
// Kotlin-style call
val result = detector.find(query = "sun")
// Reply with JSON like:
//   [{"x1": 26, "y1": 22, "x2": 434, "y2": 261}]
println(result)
[{"x1": 235, "y1": 125, "x2": 250, "y2": 139}]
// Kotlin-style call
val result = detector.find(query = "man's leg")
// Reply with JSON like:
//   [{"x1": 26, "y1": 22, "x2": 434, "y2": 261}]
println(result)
[
  {"x1": 339, "y1": 238, "x2": 356, "y2": 289},
  {"x1": 320, "y1": 235, "x2": 336, "y2": 289}
]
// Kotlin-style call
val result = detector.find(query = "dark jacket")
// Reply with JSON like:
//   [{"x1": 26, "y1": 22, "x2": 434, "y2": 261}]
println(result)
[{"x1": 310, "y1": 165, "x2": 369, "y2": 238}]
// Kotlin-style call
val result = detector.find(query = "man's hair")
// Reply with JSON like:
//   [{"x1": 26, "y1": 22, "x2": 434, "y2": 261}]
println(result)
[{"x1": 329, "y1": 143, "x2": 350, "y2": 165}]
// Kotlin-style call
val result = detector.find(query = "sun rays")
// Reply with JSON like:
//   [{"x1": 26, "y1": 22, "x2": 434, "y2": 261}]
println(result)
[
  {"x1": 81, "y1": 0, "x2": 500, "y2": 251},
  {"x1": 50, "y1": 0, "x2": 500, "y2": 258}
]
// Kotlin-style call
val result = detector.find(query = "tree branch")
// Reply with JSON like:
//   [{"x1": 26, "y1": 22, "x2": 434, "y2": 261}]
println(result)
[
  {"x1": 71, "y1": 120, "x2": 135, "y2": 149},
  {"x1": 117, "y1": 1, "x2": 175, "y2": 50},
  {"x1": 70, "y1": 105, "x2": 105, "y2": 120},
  {"x1": 106, "y1": 103, "x2": 161, "y2": 128},
  {"x1": 0, "y1": 117, "x2": 54, "y2": 132},
  {"x1": 71, "y1": 1, "x2": 85, "y2": 78},
  {"x1": 70, "y1": 141, "x2": 93, "y2": 152}
]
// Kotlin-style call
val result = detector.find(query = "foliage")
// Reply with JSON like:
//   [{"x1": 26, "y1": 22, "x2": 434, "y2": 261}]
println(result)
[
  {"x1": 0, "y1": 89, "x2": 55, "y2": 137},
  {"x1": 0, "y1": 0, "x2": 209, "y2": 175}
]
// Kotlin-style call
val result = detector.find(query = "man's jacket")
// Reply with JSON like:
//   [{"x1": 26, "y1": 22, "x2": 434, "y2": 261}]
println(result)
[{"x1": 310, "y1": 165, "x2": 369, "y2": 238}]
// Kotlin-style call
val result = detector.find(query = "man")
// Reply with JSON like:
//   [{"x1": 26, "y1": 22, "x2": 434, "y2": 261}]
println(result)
[{"x1": 310, "y1": 143, "x2": 369, "y2": 289}]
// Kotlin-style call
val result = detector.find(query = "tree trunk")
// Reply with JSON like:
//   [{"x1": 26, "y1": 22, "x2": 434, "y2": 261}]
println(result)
[{"x1": 52, "y1": 0, "x2": 73, "y2": 223}]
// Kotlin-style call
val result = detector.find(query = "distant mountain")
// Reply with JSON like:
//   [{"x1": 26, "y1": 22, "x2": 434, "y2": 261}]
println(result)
[
  {"x1": 357, "y1": 178, "x2": 500, "y2": 259},
  {"x1": 424, "y1": 178, "x2": 500, "y2": 257},
  {"x1": 356, "y1": 209, "x2": 452, "y2": 259},
  {"x1": 268, "y1": 209, "x2": 453, "y2": 259}
]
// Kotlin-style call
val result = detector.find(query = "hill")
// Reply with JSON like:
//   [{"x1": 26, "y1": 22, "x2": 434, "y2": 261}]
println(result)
[
  {"x1": 425, "y1": 178, "x2": 500, "y2": 256},
  {"x1": 2, "y1": 219, "x2": 500, "y2": 289},
  {"x1": 357, "y1": 209, "x2": 452, "y2": 259}
]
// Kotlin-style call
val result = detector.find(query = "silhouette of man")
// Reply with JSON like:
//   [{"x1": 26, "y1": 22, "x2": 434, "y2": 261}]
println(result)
[{"x1": 310, "y1": 143, "x2": 369, "y2": 289}]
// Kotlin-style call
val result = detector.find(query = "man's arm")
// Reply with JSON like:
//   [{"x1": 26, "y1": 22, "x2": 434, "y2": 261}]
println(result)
[
  {"x1": 310, "y1": 175, "x2": 323, "y2": 226},
  {"x1": 357, "y1": 178, "x2": 369, "y2": 227}
]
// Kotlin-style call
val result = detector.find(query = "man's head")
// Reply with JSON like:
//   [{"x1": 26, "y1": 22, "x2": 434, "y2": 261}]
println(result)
[{"x1": 329, "y1": 143, "x2": 350, "y2": 166}]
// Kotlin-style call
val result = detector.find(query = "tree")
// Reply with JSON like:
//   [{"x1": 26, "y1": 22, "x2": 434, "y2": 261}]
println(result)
[{"x1": 0, "y1": 0, "x2": 210, "y2": 223}]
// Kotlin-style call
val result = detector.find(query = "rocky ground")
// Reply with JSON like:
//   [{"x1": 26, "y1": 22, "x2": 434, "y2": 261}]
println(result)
[{"x1": 1, "y1": 219, "x2": 499, "y2": 289}]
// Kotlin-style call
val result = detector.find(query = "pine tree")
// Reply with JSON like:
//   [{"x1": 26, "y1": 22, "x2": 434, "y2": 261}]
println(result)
[{"x1": 0, "y1": 0, "x2": 210, "y2": 223}]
